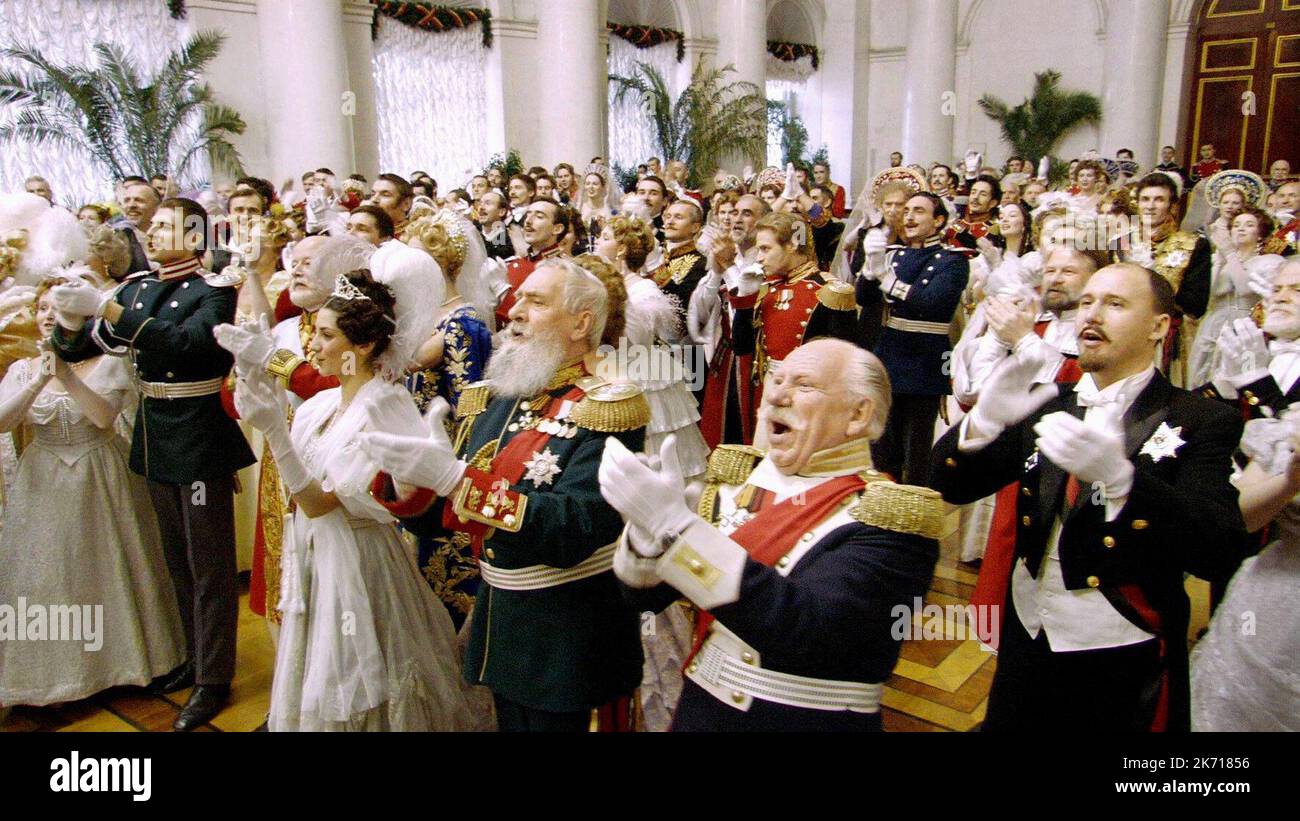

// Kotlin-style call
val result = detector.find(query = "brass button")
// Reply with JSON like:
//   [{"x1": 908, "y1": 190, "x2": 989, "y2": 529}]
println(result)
[
  {"x1": 800, "y1": 532, "x2": 814, "y2": 542},
  {"x1": 740, "y1": 651, "x2": 755, "y2": 664},
  {"x1": 485, "y1": 548, "x2": 495, "y2": 560},
  {"x1": 1021, "y1": 516, "x2": 1031, "y2": 526},
  {"x1": 945, "y1": 457, "x2": 957, "y2": 468},
  {"x1": 731, "y1": 690, "x2": 745, "y2": 703},
  {"x1": 1102, "y1": 536, "x2": 1116, "y2": 548},
  {"x1": 1086, "y1": 575, "x2": 1101, "y2": 588},
  {"x1": 502, "y1": 514, "x2": 516, "y2": 527},
  {"x1": 687, "y1": 662, "x2": 699, "y2": 674},
  {"x1": 1021, "y1": 486, "x2": 1032, "y2": 496},
  {"x1": 799, "y1": 320, "x2": 807, "y2": 327},
  {"x1": 687, "y1": 558, "x2": 705, "y2": 576},
  {"x1": 1131, "y1": 519, "x2": 1149, "y2": 530},
  {"x1": 776, "y1": 555, "x2": 791, "y2": 569},
  {"x1": 182, "y1": 281, "x2": 189, "y2": 288},
  {"x1": 166, "y1": 371, "x2": 174, "y2": 378},
  {"x1": 1247, "y1": 395, "x2": 1260, "y2": 406}
]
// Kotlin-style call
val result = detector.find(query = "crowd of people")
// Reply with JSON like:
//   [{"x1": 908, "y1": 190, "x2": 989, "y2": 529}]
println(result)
[{"x1": 0, "y1": 136, "x2": 1296, "y2": 732}]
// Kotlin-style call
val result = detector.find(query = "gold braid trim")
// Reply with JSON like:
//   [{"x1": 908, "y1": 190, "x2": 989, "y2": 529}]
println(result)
[
  {"x1": 456, "y1": 382, "x2": 491, "y2": 419},
  {"x1": 265, "y1": 349, "x2": 304, "y2": 390},
  {"x1": 705, "y1": 444, "x2": 765, "y2": 485},
  {"x1": 816, "y1": 279, "x2": 857, "y2": 311},
  {"x1": 569, "y1": 382, "x2": 650, "y2": 432},
  {"x1": 849, "y1": 481, "x2": 947, "y2": 540}
]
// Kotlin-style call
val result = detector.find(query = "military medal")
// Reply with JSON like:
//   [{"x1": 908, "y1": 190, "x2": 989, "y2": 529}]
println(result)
[
  {"x1": 1140, "y1": 422, "x2": 1185, "y2": 462},
  {"x1": 522, "y1": 448, "x2": 562, "y2": 487}
]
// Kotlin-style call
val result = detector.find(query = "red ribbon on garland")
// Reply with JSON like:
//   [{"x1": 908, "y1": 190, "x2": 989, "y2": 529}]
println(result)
[
  {"x1": 372, "y1": 1, "x2": 493, "y2": 47},
  {"x1": 606, "y1": 22, "x2": 685, "y2": 62},
  {"x1": 767, "y1": 40, "x2": 819, "y2": 70}
]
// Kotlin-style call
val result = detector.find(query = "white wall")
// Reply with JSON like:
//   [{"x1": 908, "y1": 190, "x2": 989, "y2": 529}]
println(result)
[{"x1": 186, "y1": 0, "x2": 269, "y2": 183}]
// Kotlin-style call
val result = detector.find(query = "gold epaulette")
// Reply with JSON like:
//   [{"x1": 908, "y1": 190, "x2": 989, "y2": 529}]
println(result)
[
  {"x1": 849, "y1": 480, "x2": 947, "y2": 540},
  {"x1": 456, "y1": 381, "x2": 491, "y2": 419},
  {"x1": 705, "y1": 444, "x2": 766, "y2": 485},
  {"x1": 1263, "y1": 235, "x2": 1290, "y2": 256},
  {"x1": 265, "y1": 348, "x2": 305, "y2": 390},
  {"x1": 816, "y1": 279, "x2": 857, "y2": 311},
  {"x1": 569, "y1": 382, "x2": 650, "y2": 432}
]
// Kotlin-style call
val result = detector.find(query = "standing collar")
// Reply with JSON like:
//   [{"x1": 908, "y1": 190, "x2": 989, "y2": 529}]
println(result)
[{"x1": 155, "y1": 256, "x2": 204, "y2": 281}]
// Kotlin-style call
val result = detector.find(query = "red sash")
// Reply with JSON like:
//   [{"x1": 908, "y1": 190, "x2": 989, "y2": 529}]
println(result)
[
  {"x1": 683, "y1": 474, "x2": 867, "y2": 666},
  {"x1": 462, "y1": 384, "x2": 586, "y2": 556}
]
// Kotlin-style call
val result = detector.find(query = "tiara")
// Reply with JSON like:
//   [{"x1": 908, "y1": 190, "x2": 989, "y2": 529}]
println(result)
[{"x1": 332, "y1": 273, "x2": 371, "y2": 303}]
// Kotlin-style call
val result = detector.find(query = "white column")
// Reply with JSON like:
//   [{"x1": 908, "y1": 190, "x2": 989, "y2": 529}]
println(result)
[
  {"x1": 341, "y1": 0, "x2": 378, "y2": 177},
  {"x1": 255, "y1": 0, "x2": 351, "y2": 181},
  {"x1": 820, "y1": 0, "x2": 870, "y2": 198},
  {"x1": 486, "y1": 17, "x2": 540, "y2": 161},
  {"x1": 899, "y1": 0, "x2": 958, "y2": 167},
  {"x1": 535, "y1": 0, "x2": 605, "y2": 168},
  {"x1": 1100, "y1": 0, "x2": 1171, "y2": 161},
  {"x1": 715, "y1": 0, "x2": 767, "y2": 93}
]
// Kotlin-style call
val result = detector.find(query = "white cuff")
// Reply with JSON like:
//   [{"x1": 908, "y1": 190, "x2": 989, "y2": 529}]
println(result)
[
  {"x1": 957, "y1": 412, "x2": 1003, "y2": 453},
  {"x1": 432, "y1": 459, "x2": 468, "y2": 499},
  {"x1": 881, "y1": 272, "x2": 910, "y2": 301},
  {"x1": 656, "y1": 517, "x2": 746, "y2": 610},
  {"x1": 613, "y1": 529, "x2": 664, "y2": 589}
]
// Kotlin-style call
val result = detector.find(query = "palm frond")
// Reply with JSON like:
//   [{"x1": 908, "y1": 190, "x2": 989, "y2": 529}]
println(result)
[{"x1": 976, "y1": 70, "x2": 1101, "y2": 165}]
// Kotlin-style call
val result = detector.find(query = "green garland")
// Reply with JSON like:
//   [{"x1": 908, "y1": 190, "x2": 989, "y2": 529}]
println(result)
[
  {"x1": 372, "y1": 2, "x2": 493, "y2": 47},
  {"x1": 607, "y1": 22, "x2": 685, "y2": 62},
  {"x1": 768, "y1": 40, "x2": 818, "y2": 71}
]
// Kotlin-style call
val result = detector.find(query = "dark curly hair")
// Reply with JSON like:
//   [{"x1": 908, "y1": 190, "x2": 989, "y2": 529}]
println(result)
[{"x1": 322, "y1": 269, "x2": 397, "y2": 361}]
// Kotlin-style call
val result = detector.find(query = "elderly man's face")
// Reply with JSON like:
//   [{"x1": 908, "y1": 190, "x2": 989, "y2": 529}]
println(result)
[
  {"x1": 761, "y1": 343, "x2": 873, "y2": 475},
  {"x1": 1270, "y1": 160, "x2": 1291, "y2": 183},
  {"x1": 662, "y1": 201, "x2": 701, "y2": 243},
  {"x1": 1264, "y1": 263, "x2": 1300, "y2": 340},
  {"x1": 1276, "y1": 183, "x2": 1300, "y2": 213},
  {"x1": 505, "y1": 264, "x2": 590, "y2": 350},
  {"x1": 287, "y1": 236, "x2": 330, "y2": 309}
]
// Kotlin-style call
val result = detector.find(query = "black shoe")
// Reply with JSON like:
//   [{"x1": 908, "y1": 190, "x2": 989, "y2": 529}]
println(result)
[
  {"x1": 173, "y1": 684, "x2": 230, "y2": 732},
  {"x1": 147, "y1": 661, "x2": 194, "y2": 695}
]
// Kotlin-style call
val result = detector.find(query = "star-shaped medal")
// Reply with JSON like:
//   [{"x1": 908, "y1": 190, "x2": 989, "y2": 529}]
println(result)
[
  {"x1": 522, "y1": 448, "x2": 563, "y2": 487},
  {"x1": 1139, "y1": 422, "x2": 1185, "y2": 462}
]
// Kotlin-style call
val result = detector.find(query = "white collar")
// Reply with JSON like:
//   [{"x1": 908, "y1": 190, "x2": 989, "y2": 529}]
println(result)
[{"x1": 1073, "y1": 366, "x2": 1155, "y2": 413}]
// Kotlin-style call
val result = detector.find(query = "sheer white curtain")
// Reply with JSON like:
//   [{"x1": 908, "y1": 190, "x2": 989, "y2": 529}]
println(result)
[
  {"x1": 607, "y1": 37, "x2": 680, "y2": 177},
  {"x1": 766, "y1": 54, "x2": 816, "y2": 168},
  {"x1": 0, "y1": 0, "x2": 182, "y2": 208},
  {"x1": 372, "y1": 17, "x2": 488, "y2": 191}
]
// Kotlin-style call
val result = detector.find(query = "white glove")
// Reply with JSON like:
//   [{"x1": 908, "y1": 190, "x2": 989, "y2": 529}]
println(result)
[
  {"x1": 234, "y1": 373, "x2": 311, "y2": 493},
  {"x1": 964, "y1": 150, "x2": 982, "y2": 178},
  {"x1": 687, "y1": 269, "x2": 722, "y2": 344},
  {"x1": 213, "y1": 314, "x2": 275, "y2": 374},
  {"x1": 964, "y1": 353, "x2": 1059, "y2": 443},
  {"x1": 976, "y1": 236, "x2": 1002, "y2": 271},
  {"x1": 51, "y1": 282, "x2": 112, "y2": 320},
  {"x1": 742, "y1": 165, "x2": 755, "y2": 184},
  {"x1": 862, "y1": 228, "x2": 888, "y2": 280},
  {"x1": 483, "y1": 257, "x2": 510, "y2": 303},
  {"x1": 1216, "y1": 317, "x2": 1270, "y2": 386},
  {"x1": 732, "y1": 262, "x2": 765, "y2": 298},
  {"x1": 1033, "y1": 407, "x2": 1134, "y2": 501},
  {"x1": 1036, "y1": 157, "x2": 1050, "y2": 181},
  {"x1": 1249, "y1": 263, "x2": 1277, "y2": 300},
  {"x1": 598, "y1": 435, "x2": 695, "y2": 550},
  {"x1": 355, "y1": 397, "x2": 466, "y2": 496},
  {"x1": 781, "y1": 163, "x2": 803, "y2": 201}
]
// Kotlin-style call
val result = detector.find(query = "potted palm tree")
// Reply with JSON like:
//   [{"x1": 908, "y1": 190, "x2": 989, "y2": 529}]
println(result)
[
  {"x1": 977, "y1": 70, "x2": 1101, "y2": 184},
  {"x1": 0, "y1": 30, "x2": 245, "y2": 186},
  {"x1": 610, "y1": 60, "x2": 767, "y2": 188}
]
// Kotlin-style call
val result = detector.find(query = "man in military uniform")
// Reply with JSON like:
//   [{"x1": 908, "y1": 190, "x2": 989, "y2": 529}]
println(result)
[
  {"x1": 649, "y1": 199, "x2": 708, "y2": 331},
  {"x1": 1207, "y1": 259, "x2": 1300, "y2": 418},
  {"x1": 362, "y1": 258, "x2": 648, "y2": 731},
  {"x1": 931, "y1": 264, "x2": 1246, "y2": 732},
  {"x1": 730, "y1": 211, "x2": 857, "y2": 443},
  {"x1": 1119, "y1": 173, "x2": 1212, "y2": 385},
  {"x1": 50, "y1": 197, "x2": 256, "y2": 731},
  {"x1": 601, "y1": 339, "x2": 942, "y2": 730},
  {"x1": 1265, "y1": 181, "x2": 1299, "y2": 257},
  {"x1": 944, "y1": 174, "x2": 1000, "y2": 248},
  {"x1": 861, "y1": 192, "x2": 970, "y2": 486},
  {"x1": 493, "y1": 198, "x2": 569, "y2": 328}
]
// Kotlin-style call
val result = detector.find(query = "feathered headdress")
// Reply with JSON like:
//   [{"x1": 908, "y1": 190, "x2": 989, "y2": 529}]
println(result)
[{"x1": 367, "y1": 240, "x2": 445, "y2": 382}]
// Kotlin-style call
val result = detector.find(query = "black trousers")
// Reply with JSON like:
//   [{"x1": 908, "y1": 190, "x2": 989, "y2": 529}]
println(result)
[
  {"x1": 983, "y1": 597, "x2": 1162, "y2": 732},
  {"x1": 873, "y1": 393, "x2": 940, "y2": 486},
  {"x1": 148, "y1": 475, "x2": 239, "y2": 686},
  {"x1": 493, "y1": 694, "x2": 590, "y2": 732}
]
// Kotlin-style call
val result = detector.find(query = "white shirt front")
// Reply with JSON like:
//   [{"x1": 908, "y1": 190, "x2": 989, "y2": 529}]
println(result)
[
  {"x1": 1268, "y1": 340, "x2": 1300, "y2": 396},
  {"x1": 1010, "y1": 367, "x2": 1158, "y2": 652}
]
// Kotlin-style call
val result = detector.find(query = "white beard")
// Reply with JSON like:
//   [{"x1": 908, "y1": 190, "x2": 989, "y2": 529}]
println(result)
[
  {"x1": 485, "y1": 328, "x2": 568, "y2": 398},
  {"x1": 1263, "y1": 314, "x2": 1300, "y2": 341}
]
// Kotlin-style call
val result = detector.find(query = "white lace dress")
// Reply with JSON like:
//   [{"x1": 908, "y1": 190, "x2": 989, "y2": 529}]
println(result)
[
  {"x1": 1190, "y1": 418, "x2": 1300, "y2": 731},
  {"x1": 0, "y1": 357, "x2": 185, "y2": 707},
  {"x1": 268, "y1": 377, "x2": 491, "y2": 731}
]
